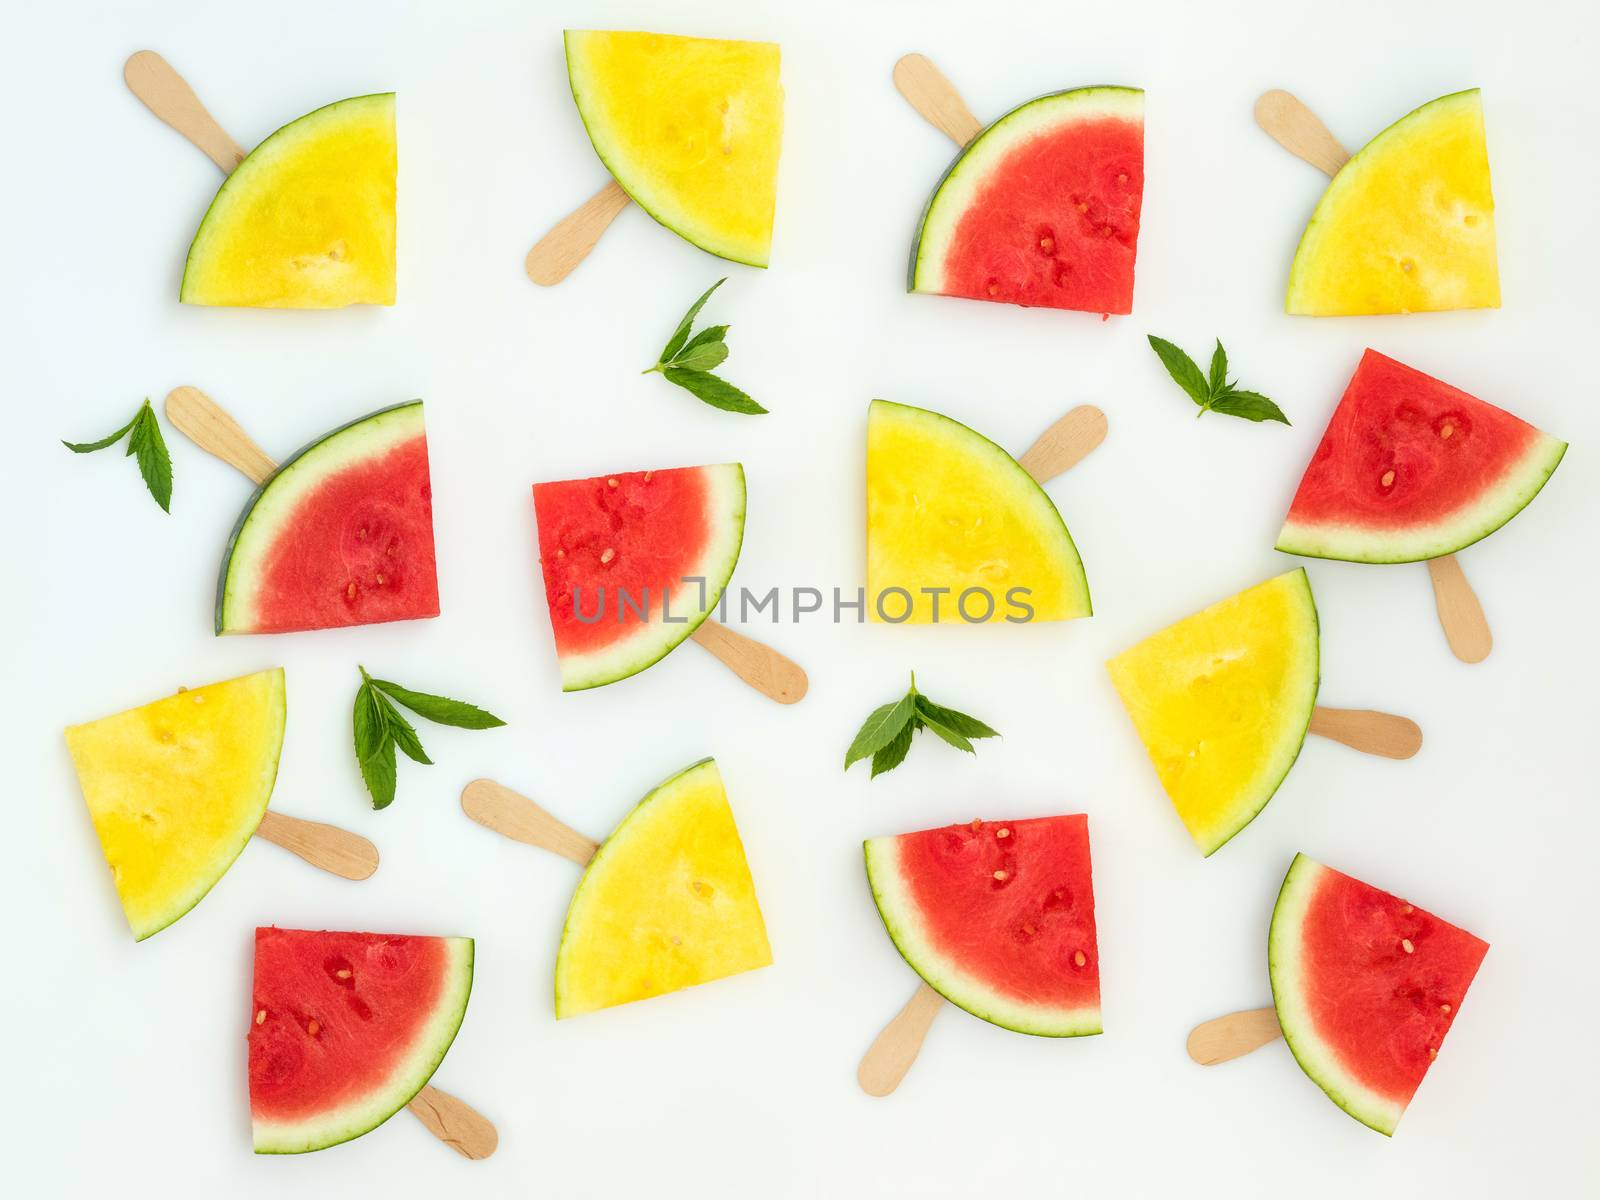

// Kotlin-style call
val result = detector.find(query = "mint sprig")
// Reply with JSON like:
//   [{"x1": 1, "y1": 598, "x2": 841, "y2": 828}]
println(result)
[
  {"x1": 352, "y1": 667, "x2": 505, "y2": 809},
  {"x1": 1147, "y1": 336, "x2": 1289, "y2": 425},
  {"x1": 63, "y1": 398, "x2": 173, "y2": 511},
  {"x1": 845, "y1": 673, "x2": 999, "y2": 779},
  {"x1": 643, "y1": 279, "x2": 767, "y2": 415}
]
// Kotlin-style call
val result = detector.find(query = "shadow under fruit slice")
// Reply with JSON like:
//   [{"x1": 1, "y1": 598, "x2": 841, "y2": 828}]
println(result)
[
  {"x1": 1287, "y1": 90, "x2": 1497, "y2": 316},
  {"x1": 910, "y1": 87, "x2": 1143, "y2": 314},
  {"x1": 217, "y1": 402, "x2": 439, "y2": 634},
  {"x1": 1106, "y1": 570, "x2": 1320, "y2": 856},
  {"x1": 866, "y1": 400, "x2": 1089, "y2": 624},
  {"x1": 532, "y1": 464, "x2": 744, "y2": 690},
  {"x1": 182, "y1": 93, "x2": 396, "y2": 308},
  {"x1": 554, "y1": 759, "x2": 770, "y2": 1018},
  {"x1": 249, "y1": 928, "x2": 473, "y2": 1154},
  {"x1": 865, "y1": 815, "x2": 1101, "y2": 1036},
  {"x1": 1277, "y1": 350, "x2": 1566, "y2": 563},
  {"x1": 63, "y1": 668, "x2": 285, "y2": 940},
  {"x1": 565, "y1": 30, "x2": 783, "y2": 267},
  {"x1": 1269, "y1": 854, "x2": 1488, "y2": 1136}
]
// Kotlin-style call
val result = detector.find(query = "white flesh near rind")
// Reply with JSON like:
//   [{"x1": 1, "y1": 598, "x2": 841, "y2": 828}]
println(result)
[
  {"x1": 864, "y1": 836, "x2": 1101, "y2": 1038},
  {"x1": 217, "y1": 402, "x2": 426, "y2": 633},
  {"x1": 1277, "y1": 433, "x2": 1566, "y2": 563},
  {"x1": 1269, "y1": 855, "x2": 1406, "y2": 1136},
  {"x1": 910, "y1": 87, "x2": 1144, "y2": 294},
  {"x1": 252, "y1": 937, "x2": 474, "y2": 1154},
  {"x1": 554, "y1": 464, "x2": 746, "y2": 691}
]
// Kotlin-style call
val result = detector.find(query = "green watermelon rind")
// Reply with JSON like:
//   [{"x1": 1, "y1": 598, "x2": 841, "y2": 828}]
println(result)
[
  {"x1": 548, "y1": 465, "x2": 746, "y2": 692},
  {"x1": 216, "y1": 401, "x2": 432, "y2": 635},
  {"x1": 1285, "y1": 90, "x2": 1491, "y2": 317},
  {"x1": 863, "y1": 834, "x2": 1102, "y2": 1038},
  {"x1": 908, "y1": 86, "x2": 1144, "y2": 298},
  {"x1": 1276, "y1": 432, "x2": 1567, "y2": 563},
  {"x1": 181, "y1": 93, "x2": 396, "y2": 305},
  {"x1": 252, "y1": 936, "x2": 475, "y2": 1155},
  {"x1": 1268, "y1": 855, "x2": 1406, "y2": 1137}
]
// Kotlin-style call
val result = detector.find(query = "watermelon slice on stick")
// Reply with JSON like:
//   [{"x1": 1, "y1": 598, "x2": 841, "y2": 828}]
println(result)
[
  {"x1": 125, "y1": 52, "x2": 395, "y2": 307},
  {"x1": 895, "y1": 54, "x2": 1144, "y2": 316},
  {"x1": 526, "y1": 30, "x2": 785, "y2": 284},
  {"x1": 1187, "y1": 854, "x2": 1489, "y2": 1136},
  {"x1": 249, "y1": 928, "x2": 497, "y2": 1157},
  {"x1": 64, "y1": 669, "x2": 377, "y2": 940},
  {"x1": 1107, "y1": 570, "x2": 1423, "y2": 856},
  {"x1": 459, "y1": 760, "x2": 772, "y2": 1017},
  {"x1": 163, "y1": 387, "x2": 441, "y2": 634},
  {"x1": 858, "y1": 815, "x2": 1101, "y2": 1096},
  {"x1": 1275, "y1": 349, "x2": 1565, "y2": 664},
  {"x1": 532, "y1": 465, "x2": 806, "y2": 701}
]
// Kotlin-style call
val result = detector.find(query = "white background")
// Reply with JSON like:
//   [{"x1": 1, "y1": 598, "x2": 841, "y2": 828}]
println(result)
[{"x1": 4, "y1": 0, "x2": 1597, "y2": 1195}]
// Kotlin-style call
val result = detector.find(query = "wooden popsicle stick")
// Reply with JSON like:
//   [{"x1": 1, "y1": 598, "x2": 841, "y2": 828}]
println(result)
[
  {"x1": 1426, "y1": 555, "x2": 1493, "y2": 663},
  {"x1": 1187, "y1": 1007, "x2": 1282, "y2": 1065},
  {"x1": 893, "y1": 54, "x2": 984, "y2": 148},
  {"x1": 1308, "y1": 706, "x2": 1423, "y2": 760},
  {"x1": 1259, "y1": 90, "x2": 1495, "y2": 663},
  {"x1": 406, "y1": 1084, "x2": 498, "y2": 1159},
  {"x1": 124, "y1": 51, "x2": 246, "y2": 173},
  {"x1": 254, "y1": 810, "x2": 379, "y2": 881},
  {"x1": 460, "y1": 779, "x2": 598, "y2": 866},
  {"x1": 1017, "y1": 406, "x2": 1109, "y2": 484},
  {"x1": 690, "y1": 620, "x2": 809, "y2": 705},
  {"x1": 525, "y1": 180, "x2": 632, "y2": 286},
  {"x1": 165, "y1": 386, "x2": 277, "y2": 484},
  {"x1": 859, "y1": 982, "x2": 945, "y2": 1097}
]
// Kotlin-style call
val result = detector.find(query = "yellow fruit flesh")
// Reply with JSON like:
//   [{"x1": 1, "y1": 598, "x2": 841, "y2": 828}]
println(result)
[
  {"x1": 1287, "y1": 90, "x2": 1498, "y2": 316},
  {"x1": 554, "y1": 759, "x2": 771, "y2": 1017},
  {"x1": 181, "y1": 94, "x2": 396, "y2": 308},
  {"x1": 64, "y1": 669, "x2": 286, "y2": 939},
  {"x1": 565, "y1": 30, "x2": 782, "y2": 266},
  {"x1": 866, "y1": 400, "x2": 1090, "y2": 624},
  {"x1": 1106, "y1": 571, "x2": 1319, "y2": 855}
]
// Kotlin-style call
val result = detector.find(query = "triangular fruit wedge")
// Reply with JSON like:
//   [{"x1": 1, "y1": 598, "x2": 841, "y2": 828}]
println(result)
[
  {"x1": 865, "y1": 815, "x2": 1100, "y2": 1037},
  {"x1": 1287, "y1": 90, "x2": 1498, "y2": 316},
  {"x1": 64, "y1": 668, "x2": 286, "y2": 939},
  {"x1": 182, "y1": 93, "x2": 396, "y2": 307},
  {"x1": 1106, "y1": 570, "x2": 1319, "y2": 856},
  {"x1": 911, "y1": 87, "x2": 1143, "y2": 314},
  {"x1": 533, "y1": 464, "x2": 745, "y2": 690},
  {"x1": 565, "y1": 30, "x2": 783, "y2": 267},
  {"x1": 1277, "y1": 350, "x2": 1566, "y2": 563},
  {"x1": 250, "y1": 928, "x2": 474, "y2": 1153},
  {"x1": 554, "y1": 759, "x2": 771, "y2": 1018},
  {"x1": 218, "y1": 402, "x2": 439, "y2": 634},
  {"x1": 1270, "y1": 854, "x2": 1488, "y2": 1136},
  {"x1": 867, "y1": 400, "x2": 1090, "y2": 624}
]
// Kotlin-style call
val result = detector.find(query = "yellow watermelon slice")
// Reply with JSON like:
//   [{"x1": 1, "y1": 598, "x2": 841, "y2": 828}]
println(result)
[
  {"x1": 554, "y1": 759, "x2": 771, "y2": 1017},
  {"x1": 1287, "y1": 90, "x2": 1498, "y2": 316},
  {"x1": 866, "y1": 399, "x2": 1090, "y2": 624},
  {"x1": 1105, "y1": 571, "x2": 1320, "y2": 855},
  {"x1": 64, "y1": 668, "x2": 286, "y2": 939},
  {"x1": 182, "y1": 94, "x2": 396, "y2": 308},
  {"x1": 564, "y1": 30, "x2": 783, "y2": 266}
]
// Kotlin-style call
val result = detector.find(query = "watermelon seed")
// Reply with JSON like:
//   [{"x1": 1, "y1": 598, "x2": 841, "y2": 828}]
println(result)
[
  {"x1": 644, "y1": 471, "x2": 653, "y2": 482},
  {"x1": 1401, "y1": 905, "x2": 1414, "y2": 915},
  {"x1": 607, "y1": 477, "x2": 619, "y2": 488},
  {"x1": 1401, "y1": 939, "x2": 1415, "y2": 954},
  {"x1": 1400, "y1": 258, "x2": 1415, "y2": 274},
  {"x1": 1441, "y1": 1003, "x2": 1452, "y2": 1013},
  {"x1": 1073, "y1": 951, "x2": 1087, "y2": 968},
  {"x1": 1441, "y1": 424, "x2": 1455, "y2": 439},
  {"x1": 307, "y1": 1019, "x2": 321, "y2": 1037},
  {"x1": 255, "y1": 1009, "x2": 266, "y2": 1025},
  {"x1": 1381, "y1": 470, "x2": 1396, "y2": 488},
  {"x1": 346, "y1": 582, "x2": 358, "y2": 601},
  {"x1": 1077, "y1": 202, "x2": 1089, "y2": 213},
  {"x1": 671, "y1": 935, "x2": 683, "y2": 946},
  {"x1": 970, "y1": 818, "x2": 982, "y2": 831},
  {"x1": 1117, "y1": 173, "x2": 1128, "y2": 185},
  {"x1": 1040, "y1": 237, "x2": 1054, "y2": 253},
  {"x1": 375, "y1": 574, "x2": 386, "y2": 586},
  {"x1": 992, "y1": 870, "x2": 1009, "y2": 881},
  {"x1": 600, "y1": 548, "x2": 616, "y2": 564},
  {"x1": 1428, "y1": 1048, "x2": 1438, "y2": 1060},
  {"x1": 356, "y1": 526, "x2": 368, "y2": 540},
  {"x1": 985, "y1": 281, "x2": 1000, "y2": 297},
  {"x1": 996, "y1": 828, "x2": 1010, "y2": 839},
  {"x1": 192, "y1": 694, "x2": 204, "y2": 704},
  {"x1": 335, "y1": 969, "x2": 351, "y2": 980}
]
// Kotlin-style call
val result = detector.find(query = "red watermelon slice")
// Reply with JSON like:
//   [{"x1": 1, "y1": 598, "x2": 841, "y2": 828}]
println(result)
[
  {"x1": 1269, "y1": 855, "x2": 1488, "y2": 1136},
  {"x1": 218, "y1": 402, "x2": 440, "y2": 633},
  {"x1": 249, "y1": 928, "x2": 473, "y2": 1154},
  {"x1": 910, "y1": 87, "x2": 1144, "y2": 315},
  {"x1": 865, "y1": 815, "x2": 1100, "y2": 1037},
  {"x1": 532, "y1": 464, "x2": 745, "y2": 691},
  {"x1": 1277, "y1": 350, "x2": 1565, "y2": 563}
]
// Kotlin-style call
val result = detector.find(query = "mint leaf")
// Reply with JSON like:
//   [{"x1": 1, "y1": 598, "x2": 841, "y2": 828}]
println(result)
[
  {"x1": 1147, "y1": 336, "x2": 1209, "y2": 407},
  {"x1": 845, "y1": 695, "x2": 916, "y2": 768},
  {"x1": 671, "y1": 339, "x2": 729, "y2": 373},
  {"x1": 374, "y1": 691, "x2": 432, "y2": 765},
  {"x1": 914, "y1": 697, "x2": 999, "y2": 740},
  {"x1": 680, "y1": 325, "x2": 728, "y2": 355},
  {"x1": 848, "y1": 674, "x2": 999, "y2": 779},
  {"x1": 63, "y1": 399, "x2": 172, "y2": 511},
  {"x1": 62, "y1": 413, "x2": 139, "y2": 453},
  {"x1": 870, "y1": 722, "x2": 916, "y2": 777},
  {"x1": 659, "y1": 278, "x2": 724, "y2": 362},
  {"x1": 369, "y1": 678, "x2": 506, "y2": 729},
  {"x1": 662, "y1": 369, "x2": 767, "y2": 415},
  {"x1": 360, "y1": 735, "x2": 398, "y2": 810},
  {"x1": 916, "y1": 710, "x2": 975, "y2": 754},
  {"x1": 1208, "y1": 340, "x2": 1228, "y2": 395},
  {"x1": 1210, "y1": 391, "x2": 1290, "y2": 424}
]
